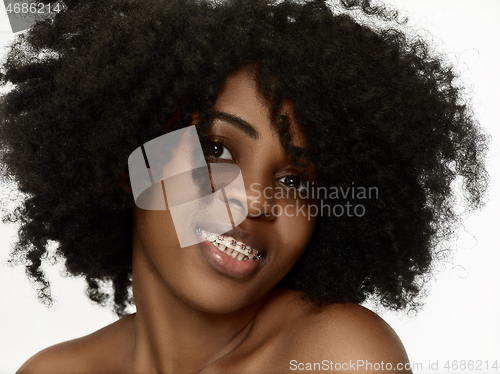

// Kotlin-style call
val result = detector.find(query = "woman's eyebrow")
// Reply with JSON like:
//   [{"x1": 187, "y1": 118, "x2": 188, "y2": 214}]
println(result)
[{"x1": 211, "y1": 111, "x2": 259, "y2": 139}]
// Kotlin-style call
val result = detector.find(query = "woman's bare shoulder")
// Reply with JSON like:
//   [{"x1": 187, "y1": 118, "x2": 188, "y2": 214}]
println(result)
[
  {"x1": 16, "y1": 337, "x2": 93, "y2": 374},
  {"x1": 16, "y1": 315, "x2": 134, "y2": 374},
  {"x1": 263, "y1": 289, "x2": 412, "y2": 373}
]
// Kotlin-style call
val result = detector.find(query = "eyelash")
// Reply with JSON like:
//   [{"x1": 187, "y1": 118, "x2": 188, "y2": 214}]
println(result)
[{"x1": 277, "y1": 174, "x2": 310, "y2": 193}]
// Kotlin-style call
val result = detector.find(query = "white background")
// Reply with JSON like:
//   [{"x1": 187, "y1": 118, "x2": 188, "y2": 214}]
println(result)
[{"x1": 1, "y1": 1, "x2": 499, "y2": 373}]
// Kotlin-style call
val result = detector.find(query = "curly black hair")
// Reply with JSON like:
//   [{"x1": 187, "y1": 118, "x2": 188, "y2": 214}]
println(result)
[{"x1": 0, "y1": 0, "x2": 488, "y2": 316}]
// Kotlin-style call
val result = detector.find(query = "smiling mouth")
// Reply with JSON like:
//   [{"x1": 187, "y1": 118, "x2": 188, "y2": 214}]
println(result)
[{"x1": 196, "y1": 228, "x2": 262, "y2": 261}]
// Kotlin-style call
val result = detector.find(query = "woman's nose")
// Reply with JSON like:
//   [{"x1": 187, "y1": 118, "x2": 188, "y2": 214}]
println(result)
[{"x1": 210, "y1": 162, "x2": 276, "y2": 222}]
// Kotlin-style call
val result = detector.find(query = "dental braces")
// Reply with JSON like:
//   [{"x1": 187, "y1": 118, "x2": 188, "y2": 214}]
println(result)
[{"x1": 196, "y1": 228, "x2": 262, "y2": 260}]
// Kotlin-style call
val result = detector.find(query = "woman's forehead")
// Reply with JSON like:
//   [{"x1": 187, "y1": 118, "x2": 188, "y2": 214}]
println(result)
[{"x1": 213, "y1": 68, "x2": 307, "y2": 149}]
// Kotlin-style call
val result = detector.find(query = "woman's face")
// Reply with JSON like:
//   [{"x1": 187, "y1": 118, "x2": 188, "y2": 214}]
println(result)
[{"x1": 133, "y1": 68, "x2": 317, "y2": 313}]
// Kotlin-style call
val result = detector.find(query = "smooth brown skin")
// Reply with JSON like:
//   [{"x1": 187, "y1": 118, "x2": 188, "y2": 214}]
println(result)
[{"x1": 17, "y1": 69, "x2": 412, "y2": 374}]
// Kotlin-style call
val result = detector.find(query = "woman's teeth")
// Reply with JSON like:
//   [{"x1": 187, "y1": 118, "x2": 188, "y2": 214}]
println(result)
[{"x1": 196, "y1": 228, "x2": 262, "y2": 261}]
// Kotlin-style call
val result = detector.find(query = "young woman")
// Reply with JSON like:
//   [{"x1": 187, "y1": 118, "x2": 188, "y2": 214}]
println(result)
[{"x1": 0, "y1": 0, "x2": 488, "y2": 372}]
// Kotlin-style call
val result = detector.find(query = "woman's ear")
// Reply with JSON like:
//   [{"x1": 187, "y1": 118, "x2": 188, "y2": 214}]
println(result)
[
  {"x1": 190, "y1": 111, "x2": 202, "y2": 125},
  {"x1": 119, "y1": 172, "x2": 133, "y2": 194}
]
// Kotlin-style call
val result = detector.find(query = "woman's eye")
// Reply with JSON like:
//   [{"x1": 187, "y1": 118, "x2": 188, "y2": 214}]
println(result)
[
  {"x1": 207, "y1": 142, "x2": 233, "y2": 161},
  {"x1": 278, "y1": 175, "x2": 308, "y2": 191}
]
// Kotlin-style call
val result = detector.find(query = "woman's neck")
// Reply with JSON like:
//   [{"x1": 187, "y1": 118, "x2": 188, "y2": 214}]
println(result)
[{"x1": 129, "y1": 238, "x2": 268, "y2": 373}]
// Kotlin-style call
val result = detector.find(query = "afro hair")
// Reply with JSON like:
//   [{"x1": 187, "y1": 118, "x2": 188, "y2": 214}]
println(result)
[{"x1": 0, "y1": 0, "x2": 488, "y2": 316}]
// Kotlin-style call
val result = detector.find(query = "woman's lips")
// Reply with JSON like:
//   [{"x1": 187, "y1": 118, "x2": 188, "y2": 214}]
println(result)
[{"x1": 198, "y1": 237, "x2": 263, "y2": 279}]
